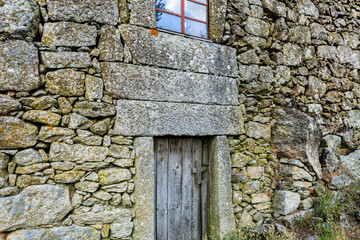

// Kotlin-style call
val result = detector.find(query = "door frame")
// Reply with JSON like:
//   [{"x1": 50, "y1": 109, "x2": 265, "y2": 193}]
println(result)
[
  {"x1": 154, "y1": 137, "x2": 209, "y2": 240},
  {"x1": 133, "y1": 136, "x2": 235, "y2": 240}
]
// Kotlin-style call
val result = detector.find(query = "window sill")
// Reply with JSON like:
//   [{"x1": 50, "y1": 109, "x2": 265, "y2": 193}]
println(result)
[{"x1": 156, "y1": 28, "x2": 212, "y2": 43}]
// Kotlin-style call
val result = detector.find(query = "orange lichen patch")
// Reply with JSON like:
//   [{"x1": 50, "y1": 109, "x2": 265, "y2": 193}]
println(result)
[
  {"x1": 48, "y1": 126, "x2": 53, "y2": 129},
  {"x1": 149, "y1": 29, "x2": 158, "y2": 37}
]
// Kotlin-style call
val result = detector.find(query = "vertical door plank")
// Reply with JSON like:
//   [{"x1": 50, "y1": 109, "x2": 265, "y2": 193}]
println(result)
[
  {"x1": 201, "y1": 140, "x2": 209, "y2": 240},
  {"x1": 192, "y1": 139, "x2": 203, "y2": 240},
  {"x1": 182, "y1": 138, "x2": 193, "y2": 240},
  {"x1": 156, "y1": 138, "x2": 169, "y2": 240},
  {"x1": 168, "y1": 138, "x2": 183, "y2": 240}
]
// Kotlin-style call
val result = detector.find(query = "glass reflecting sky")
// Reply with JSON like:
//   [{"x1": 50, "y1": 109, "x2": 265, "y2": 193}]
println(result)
[
  {"x1": 185, "y1": 19, "x2": 207, "y2": 38},
  {"x1": 185, "y1": 1, "x2": 207, "y2": 21},
  {"x1": 156, "y1": 11, "x2": 181, "y2": 32},
  {"x1": 192, "y1": 0, "x2": 207, "y2": 4},
  {"x1": 156, "y1": 0, "x2": 181, "y2": 14}
]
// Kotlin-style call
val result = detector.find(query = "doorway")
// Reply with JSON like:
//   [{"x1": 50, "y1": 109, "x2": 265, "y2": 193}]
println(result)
[{"x1": 154, "y1": 137, "x2": 209, "y2": 240}]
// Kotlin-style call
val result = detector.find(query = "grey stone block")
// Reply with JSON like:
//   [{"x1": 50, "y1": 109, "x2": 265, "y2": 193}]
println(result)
[
  {"x1": 70, "y1": 209, "x2": 132, "y2": 225},
  {"x1": 0, "y1": 0, "x2": 40, "y2": 39},
  {"x1": 0, "y1": 117, "x2": 38, "y2": 150},
  {"x1": 13, "y1": 149, "x2": 43, "y2": 166},
  {"x1": 133, "y1": 137, "x2": 155, "y2": 240},
  {"x1": 110, "y1": 222, "x2": 134, "y2": 239},
  {"x1": 47, "y1": 0, "x2": 119, "y2": 25},
  {"x1": 99, "y1": 25, "x2": 123, "y2": 61},
  {"x1": 7, "y1": 226, "x2": 100, "y2": 240},
  {"x1": 0, "y1": 95, "x2": 21, "y2": 115},
  {"x1": 119, "y1": 24, "x2": 238, "y2": 77},
  {"x1": 283, "y1": 43, "x2": 303, "y2": 66},
  {"x1": 0, "y1": 40, "x2": 40, "y2": 91},
  {"x1": 49, "y1": 142, "x2": 109, "y2": 163},
  {"x1": 40, "y1": 52, "x2": 91, "y2": 69},
  {"x1": 45, "y1": 69, "x2": 85, "y2": 96},
  {"x1": 0, "y1": 185, "x2": 72, "y2": 231},
  {"x1": 128, "y1": 0, "x2": 155, "y2": 27},
  {"x1": 339, "y1": 150, "x2": 360, "y2": 181},
  {"x1": 208, "y1": 136, "x2": 236, "y2": 239},
  {"x1": 273, "y1": 190, "x2": 301, "y2": 215},
  {"x1": 345, "y1": 110, "x2": 360, "y2": 128},
  {"x1": 113, "y1": 100, "x2": 244, "y2": 136},
  {"x1": 42, "y1": 22, "x2": 97, "y2": 47},
  {"x1": 272, "y1": 107, "x2": 322, "y2": 179},
  {"x1": 101, "y1": 63, "x2": 238, "y2": 105},
  {"x1": 209, "y1": 0, "x2": 227, "y2": 42}
]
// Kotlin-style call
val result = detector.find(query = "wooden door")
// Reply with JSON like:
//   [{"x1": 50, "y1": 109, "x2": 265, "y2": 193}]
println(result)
[{"x1": 155, "y1": 137, "x2": 209, "y2": 240}]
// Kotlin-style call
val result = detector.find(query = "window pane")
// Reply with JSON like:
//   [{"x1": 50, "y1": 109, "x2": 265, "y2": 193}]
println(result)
[
  {"x1": 185, "y1": 19, "x2": 207, "y2": 38},
  {"x1": 185, "y1": 1, "x2": 207, "y2": 22},
  {"x1": 156, "y1": 11, "x2": 181, "y2": 33},
  {"x1": 156, "y1": 0, "x2": 181, "y2": 14}
]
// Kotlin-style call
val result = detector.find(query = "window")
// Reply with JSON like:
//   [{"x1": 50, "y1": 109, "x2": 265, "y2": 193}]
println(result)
[{"x1": 155, "y1": 0, "x2": 208, "y2": 39}]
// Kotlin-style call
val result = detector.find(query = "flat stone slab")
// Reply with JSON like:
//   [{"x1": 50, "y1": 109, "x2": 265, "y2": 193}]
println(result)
[
  {"x1": 74, "y1": 101, "x2": 116, "y2": 117},
  {"x1": 0, "y1": 185, "x2": 72, "y2": 231},
  {"x1": 0, "y1": 0, "x2": 40, "y2": 39},
  {"x1": 40, "y1": 52, "x2": 91, "y2": 69},
  {"x1": 0, "y1": 40, "x2": 40, "y2": 91},
  {"x1": 47, "y1": 0, "x2": 119, "y2": 25},
  {"x1": 99, "y1": 25, "x2": 123, "y2": 61},
  {"x1": 42, "y1": 22, "x2": 97, "y2": 47},
  {"x1": 339, "y1": 150, "x2": 360, "y2": 181},
  {"x1": 49, "y1": 142, "x2": 109, "y2": 162},
  {"x1": 0, "y1": 95, "x2": 21, "y2": 115},
  {"x1": 71, "y1": 209, "x2": 132, "y2": 225},
  {"x1": 128, "y1": 0, "x2": 155, "y2": 27},
  {"x1": 345, "y1": 110, "x2": 360, "y2": 128},
  {"x1": 273, "y1": 190, "x2": 300, "y2": 216},
  {"x1": 0, "y1": 117, "x2": 38, "y2": 149},
  {"x1": 114, "y1": 100, "x2": 244, "y2": 136},
  {"x1": 7, "y1": 225, "x2": 100, "y2": 240},
  {"x1": 283, "y1": 43, "x2": 303, "y2": 66},
  {"x1": 45, "y1": 69, "x2": 85, "y2": 96},
  {"x1": 98, "y1": 168, "x2": 132, "y2": 185},
  {"x1": 101, "y1": 63, "x2": 238, "y2": 105},
  {"x1": 119, "y1": 25, "x2": 238, "y2": 77},
  {"x1": 272, "y1": 107, "x2": 322, "y2": 179}
]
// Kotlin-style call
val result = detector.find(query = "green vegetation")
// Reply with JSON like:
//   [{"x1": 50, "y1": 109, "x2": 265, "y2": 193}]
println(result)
[
  {"x1": 296, "y1": 182, "x2": 360, "y2": 240},
  {"x1": 225, "y1": 182, "x2": 360, "y2": 240},
  {"x1": 223, "y1": 224, "x2": 297, "y2": 240}
]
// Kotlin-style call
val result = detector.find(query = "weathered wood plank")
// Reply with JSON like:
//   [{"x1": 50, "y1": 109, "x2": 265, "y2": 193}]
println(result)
[
  {"x1": 192, "y1": 139, "x2": 202, "y2": 240},
  {"x1": 182, "y1": 138, "x2": 193, "y2": 240},
  {"x1": 155, "y1": 138, "x2": 168, "y2": 240},
  {"x1": 168, "y1": 138, "x2": 183, "y2": 239},
  {"x1": 201, "y1": 140, "x2": 209, "y2": 240}
]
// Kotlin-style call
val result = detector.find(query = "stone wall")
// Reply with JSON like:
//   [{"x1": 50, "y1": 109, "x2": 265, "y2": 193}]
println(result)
[
  {"x1": 1, "y1": 0, "x2": 360, "y2": 238},
  {"x1": 0, "y1": 0, "x2": 133, "y2": 239},
  {"x1": 224, "y1": 0, "x2": 360, "y2": 227},
  {"x1": 0, "y1": 0, "x2": 241, "y2": 239}
]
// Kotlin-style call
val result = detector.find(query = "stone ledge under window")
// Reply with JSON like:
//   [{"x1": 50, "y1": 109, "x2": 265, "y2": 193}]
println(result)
[{"x1": 119, "y1": 24, "x2": 238, "y2": 78}]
